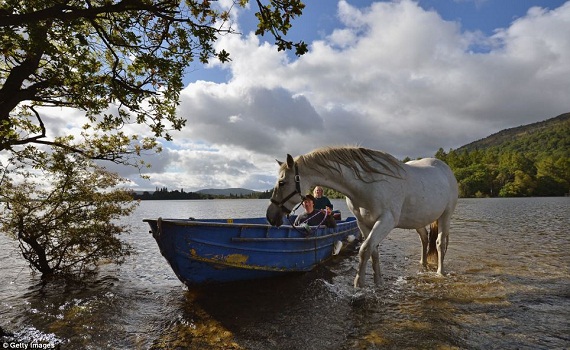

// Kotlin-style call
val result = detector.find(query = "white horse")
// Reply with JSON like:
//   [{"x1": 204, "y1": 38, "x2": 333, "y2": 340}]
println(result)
[{"x1": 266, "y1": 146, "x2": 458, "y2": 288}]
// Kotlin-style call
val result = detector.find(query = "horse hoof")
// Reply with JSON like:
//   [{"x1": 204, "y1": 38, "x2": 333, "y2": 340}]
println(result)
[
  {"x1": 354, "y1": 276, "x2": 365, "y2": 288},
  {"x1": 350, "y1": 292, "x2": 367, "y2": 307}
]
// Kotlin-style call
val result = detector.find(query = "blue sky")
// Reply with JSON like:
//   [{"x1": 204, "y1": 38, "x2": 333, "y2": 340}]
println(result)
[
  {"x1": 187, "y1": 0, "x2": 567, "y2": 83},
  {"x1": 42, "y1": 0, "x2": 570, "y2": 191}
]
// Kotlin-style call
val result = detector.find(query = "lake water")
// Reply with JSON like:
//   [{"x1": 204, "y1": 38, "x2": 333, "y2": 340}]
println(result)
[{"x1": 1, "y1": 198, "x2": 569, "y2": 349}]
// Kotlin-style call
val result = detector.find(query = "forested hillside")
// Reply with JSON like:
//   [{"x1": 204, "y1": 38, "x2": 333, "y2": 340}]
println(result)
[
  {"x1": 435, "y1": 113, "x2": 569, "y2": 197},
  {"x1": 457, "y1": 113, "x2": 569, "y2": 153}
]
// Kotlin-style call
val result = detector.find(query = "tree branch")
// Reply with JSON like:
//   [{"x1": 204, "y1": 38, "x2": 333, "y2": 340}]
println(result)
[{"x1": 0, "y1": 0, "x2": 160, "y2": 27}]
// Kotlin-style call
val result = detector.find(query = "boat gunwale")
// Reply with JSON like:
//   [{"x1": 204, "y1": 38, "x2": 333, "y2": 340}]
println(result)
[
  {"x1": 142, "y1": 218, "x2": 357, "y2": 232},
  {"x1": 143, "y1": 218, "x2": 269, "y2": 229}
]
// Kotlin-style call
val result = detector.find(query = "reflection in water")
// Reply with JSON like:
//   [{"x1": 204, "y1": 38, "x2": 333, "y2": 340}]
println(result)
[{"x1": 1, "y1": 198, "x2": 569, "y2": 349}]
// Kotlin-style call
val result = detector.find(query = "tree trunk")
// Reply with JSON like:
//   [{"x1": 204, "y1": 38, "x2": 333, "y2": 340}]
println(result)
[{"x1": 17, "y1": 217, "x2": 53, "y2": 276}]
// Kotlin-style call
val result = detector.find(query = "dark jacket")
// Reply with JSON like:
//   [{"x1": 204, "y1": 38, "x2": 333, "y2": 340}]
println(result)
[{"x1": 313, "y1": 196, "x2": 333, "y2": 210}]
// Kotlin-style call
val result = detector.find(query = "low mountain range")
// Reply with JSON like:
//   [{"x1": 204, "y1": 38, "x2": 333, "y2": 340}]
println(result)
[{"x1": 196, "y1": 188, "x2": 260, "y2": 196}]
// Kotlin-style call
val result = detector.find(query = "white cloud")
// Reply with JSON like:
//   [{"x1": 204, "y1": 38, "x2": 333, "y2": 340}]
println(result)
[{"x1": 120, "y1": 0, "x2": 570, "y2": 191}]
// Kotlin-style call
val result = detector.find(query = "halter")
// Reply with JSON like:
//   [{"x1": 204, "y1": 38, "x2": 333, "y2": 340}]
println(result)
[{"x1": 270, "y1": 163, "x2": 304, "y2": 214}]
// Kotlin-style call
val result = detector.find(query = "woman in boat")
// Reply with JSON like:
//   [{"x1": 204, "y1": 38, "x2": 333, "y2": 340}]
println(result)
[
  {"x1": 313, "y1": 186, "x2": 333, "y2": 210},
  {"x1": 294, "y1": 194, "x2": 336, "y2": 228}
]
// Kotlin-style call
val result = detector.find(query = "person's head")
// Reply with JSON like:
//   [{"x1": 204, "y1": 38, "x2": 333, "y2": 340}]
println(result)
[
  {"x1": 302, "y1": 194, "x2": 316, "y2": 212},
  {"x1": 313, "y1": 186, "x2": 324, "y2": 198}
]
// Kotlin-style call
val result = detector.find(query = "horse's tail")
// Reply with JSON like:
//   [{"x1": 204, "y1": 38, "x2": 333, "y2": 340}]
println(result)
[{"x1": 427, "y1": 221, "x2": 438, "y2": 264}]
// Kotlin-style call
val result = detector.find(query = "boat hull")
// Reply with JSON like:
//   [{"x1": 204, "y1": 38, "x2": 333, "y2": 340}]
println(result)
[{"x1": 144, "y1": 217, "x2": 359, "y2": 286}]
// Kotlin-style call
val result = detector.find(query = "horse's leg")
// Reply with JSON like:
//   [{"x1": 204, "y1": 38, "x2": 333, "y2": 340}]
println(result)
[
  {"x1": 354, "y1": 215, "x2": 395, "y2": 288},
  {"x1": 371, "y1": 246, "x2": 382, "y2": 285},
  {"x1": 353, "y1": 220, "x2": 372, "y2": 287},
  {"x1": 355, "y1": 220, "x2": 371, "y2": 242},
  {"x1": 355, "y1": 236, "x2": 372, "y2": 288},
  {"x1": 415, "y1": 227, "x2": 428, "y2": 268},
  {"x1": 436, "y1": 214, "x2": 452, "y2": 275},
  {"x1": 427, "y1": 221, "x2": 439, "y2": 265}
]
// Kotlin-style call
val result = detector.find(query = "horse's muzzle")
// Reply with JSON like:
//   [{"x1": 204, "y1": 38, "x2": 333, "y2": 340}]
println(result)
[{"x1": 266, "y1": 203, "x2": 284, "y2": 227}]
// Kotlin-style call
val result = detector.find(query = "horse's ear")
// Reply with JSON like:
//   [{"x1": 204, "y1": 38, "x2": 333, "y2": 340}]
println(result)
[
  {"x1": 286, "y1": 154, "x2": 294, "y2": 168},
  {"x1": 276, "y1": 159, "x2": 283, "y2": 166}
]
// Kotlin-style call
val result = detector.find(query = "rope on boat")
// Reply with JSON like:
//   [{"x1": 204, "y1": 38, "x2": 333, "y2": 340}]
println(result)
[{"x1": 286, "y1": 204, "x2": 330, "y2": 236}]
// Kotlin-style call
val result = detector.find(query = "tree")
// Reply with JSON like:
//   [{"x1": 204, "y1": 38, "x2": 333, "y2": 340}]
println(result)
[
  {"x1": 0, "y1": 149, "x2": 138, "y2": 277},
  {"x1": 499, "y1": 170, "x2": 536, "y2": 197},
  {"x1": 0, "y1": 1, "x2": 307, "y2": 276},
  {"x1": 0, "y1": 0, "x2": 307, "y2": 165},
  {"x1": 535, "y1": 155, "x2": 570, "y2": 195},
  {"x1": 453, "y1": 164, "x2": 494, "y2": 198},
  {"x1": 434, "y1": 147, "x2": 447, "y2": 162}
]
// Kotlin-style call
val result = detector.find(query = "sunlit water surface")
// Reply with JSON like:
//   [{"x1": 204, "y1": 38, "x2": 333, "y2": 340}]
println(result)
[{"x1": 1, "y1": 198, "x2": 568, "y2": 349}]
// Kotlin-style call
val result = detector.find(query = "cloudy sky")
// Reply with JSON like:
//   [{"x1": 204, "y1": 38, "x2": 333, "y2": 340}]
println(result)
[{"x1": 53, "y1": 0, "x2": 570, "y2": 191}]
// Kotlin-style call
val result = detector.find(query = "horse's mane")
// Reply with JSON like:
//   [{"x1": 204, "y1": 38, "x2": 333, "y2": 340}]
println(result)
[{"x1": 298, "y1": 146, "x2": 405, "y2": 182}]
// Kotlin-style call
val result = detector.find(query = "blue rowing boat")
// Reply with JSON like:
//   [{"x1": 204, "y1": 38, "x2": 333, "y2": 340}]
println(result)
[{"x1": 143, "y1": 216, "x2": 359, "y2": 286}]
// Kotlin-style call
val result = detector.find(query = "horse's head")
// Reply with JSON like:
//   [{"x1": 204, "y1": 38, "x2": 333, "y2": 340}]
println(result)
[{"x1": 266, "y1": 154, "x2": 305, "y2": 226}]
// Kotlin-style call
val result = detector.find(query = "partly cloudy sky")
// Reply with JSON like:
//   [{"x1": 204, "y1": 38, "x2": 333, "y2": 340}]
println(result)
[{"x1": 48, "y1": 0, "x2": 570, "y2": 191}]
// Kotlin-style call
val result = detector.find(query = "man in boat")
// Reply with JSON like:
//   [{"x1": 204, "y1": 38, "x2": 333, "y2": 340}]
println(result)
[{"x1": 294, "y1": 194, "x2": 337, "y2": 228}]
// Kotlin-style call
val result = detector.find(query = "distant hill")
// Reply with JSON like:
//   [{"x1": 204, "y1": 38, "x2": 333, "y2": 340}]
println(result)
[
  {"x1": 132, "y1": 187, "x2": 272, "y2": 200},
  {"x1": 196, "y1": 188, "x2": 260, "y2": 196},
  {"x1": 436, "y1": 112, "x2": 569, "y2": 197},
  {"x1": 457, "y1": 112, "x2": 569, "y2": 152}
]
